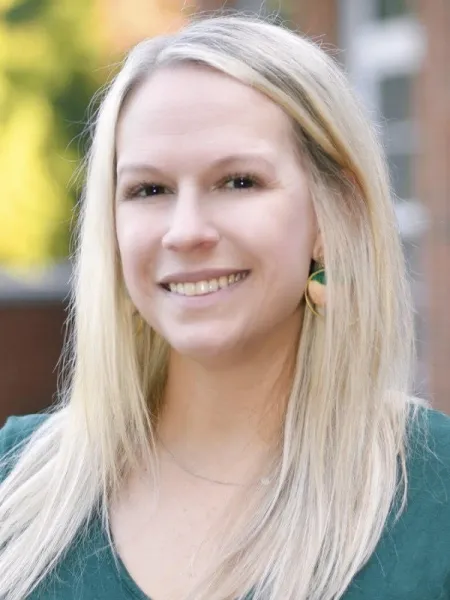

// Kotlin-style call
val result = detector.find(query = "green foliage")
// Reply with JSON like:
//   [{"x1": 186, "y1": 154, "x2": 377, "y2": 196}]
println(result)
[{"x1": 0, "y1": 0, "x2": 100, "y2": 267}]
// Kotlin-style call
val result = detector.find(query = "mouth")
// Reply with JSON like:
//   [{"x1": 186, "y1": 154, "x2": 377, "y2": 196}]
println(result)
[{"x1": 159, "y1": 270, "x2": 250, "y2": 297}]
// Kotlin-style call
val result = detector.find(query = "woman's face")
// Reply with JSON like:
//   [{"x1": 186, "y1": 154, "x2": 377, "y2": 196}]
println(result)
[{"x1": 115, "y1": 64, "x2": 319, "y2": 362}]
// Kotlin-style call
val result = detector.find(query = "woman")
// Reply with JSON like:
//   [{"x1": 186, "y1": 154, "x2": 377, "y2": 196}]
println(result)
[{"x1": 1, "y1": 13, "x2": 449, "y2": 600}]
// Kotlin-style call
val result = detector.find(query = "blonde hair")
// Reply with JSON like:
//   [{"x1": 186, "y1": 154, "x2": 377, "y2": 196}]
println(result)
[{"x1": 0, "y1": 14, "x2": 417, "y2": 600}]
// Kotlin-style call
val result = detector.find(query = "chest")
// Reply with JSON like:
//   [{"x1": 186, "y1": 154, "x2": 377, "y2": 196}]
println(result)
[
  {"x1": 109, "y1": 464, "x2": 247, "y2": 600},
  {"x1": 31, "y1": 517, "x2": 450, "y2": 600}
]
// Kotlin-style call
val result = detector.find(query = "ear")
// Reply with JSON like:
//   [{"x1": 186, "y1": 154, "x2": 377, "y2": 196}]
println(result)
[{"x1": 312, "y1": 231, "x2": 324, "y2": 264}]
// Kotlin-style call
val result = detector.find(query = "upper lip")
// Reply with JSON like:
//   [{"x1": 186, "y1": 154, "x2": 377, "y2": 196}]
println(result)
[{"x1": 158, "y1": 268, "x2": 249, "y2": 284}]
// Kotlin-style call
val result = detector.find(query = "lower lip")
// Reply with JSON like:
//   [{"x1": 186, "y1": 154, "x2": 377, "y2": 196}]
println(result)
[{"x1": 160, "y1": 275, "x2": 250, "y2": 308}]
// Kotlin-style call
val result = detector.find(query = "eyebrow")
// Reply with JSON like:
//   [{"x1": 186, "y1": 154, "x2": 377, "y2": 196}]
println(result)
[{"x1": 116, "y1": 152, "x2": 277, "y2": 178}]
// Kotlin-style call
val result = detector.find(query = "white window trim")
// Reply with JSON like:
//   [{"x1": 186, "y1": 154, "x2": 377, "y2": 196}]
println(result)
[{"x1": 338, "y1": 0, "x2": 427, "y2": 239}]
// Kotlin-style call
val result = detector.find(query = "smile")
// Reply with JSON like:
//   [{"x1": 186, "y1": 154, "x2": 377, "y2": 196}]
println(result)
[{"x1": 161, "y1": 271, "x2": 250, "y2": 296}]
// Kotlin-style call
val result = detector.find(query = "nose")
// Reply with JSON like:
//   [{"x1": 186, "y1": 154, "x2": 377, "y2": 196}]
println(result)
[{"x1": 161, "y1": 192, "x2": 220, "y2": 252}]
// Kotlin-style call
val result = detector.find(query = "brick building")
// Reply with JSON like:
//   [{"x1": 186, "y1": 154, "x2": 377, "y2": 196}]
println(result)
[
  {"x1": 1, "y1": 0, "x2": 449, "y2": 421},
  {"x1": 0, "y1": 265, "x2": 69, "y2": 424}
]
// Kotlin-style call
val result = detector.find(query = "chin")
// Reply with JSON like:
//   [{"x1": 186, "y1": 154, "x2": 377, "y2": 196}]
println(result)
[{"x1": 165, "y1": 329, "x2": 245, "y2": 364}]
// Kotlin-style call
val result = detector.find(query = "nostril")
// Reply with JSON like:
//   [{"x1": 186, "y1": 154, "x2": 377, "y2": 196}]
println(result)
[{"x1": 161, "y1": 225, "x2": 221, "y2": 251}]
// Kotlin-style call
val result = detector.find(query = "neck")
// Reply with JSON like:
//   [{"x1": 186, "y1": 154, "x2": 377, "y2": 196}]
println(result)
[{"x1": 157, "y1": 311, "x2": 302, "y2": 482}]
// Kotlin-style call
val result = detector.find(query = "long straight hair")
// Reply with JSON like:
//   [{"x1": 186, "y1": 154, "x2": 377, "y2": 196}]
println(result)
[{"x1": 0, "y1": 14, "x2": 416, "y2": 600}]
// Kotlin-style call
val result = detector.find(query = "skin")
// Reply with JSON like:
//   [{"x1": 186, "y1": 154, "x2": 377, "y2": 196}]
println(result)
[{"x1": 112, "y1": 64, "x2": 322, "y2": 600}]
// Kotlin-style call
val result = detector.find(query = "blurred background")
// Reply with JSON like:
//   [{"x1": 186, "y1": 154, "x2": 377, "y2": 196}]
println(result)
[{"x1": 0, "y1": 0, "x2": 449, "y2": 423}]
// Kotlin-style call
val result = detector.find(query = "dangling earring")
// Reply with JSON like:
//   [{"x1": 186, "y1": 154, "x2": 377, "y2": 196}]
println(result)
[{"x1": 305, "y1": 263, "x2": 326, "y2": 318}]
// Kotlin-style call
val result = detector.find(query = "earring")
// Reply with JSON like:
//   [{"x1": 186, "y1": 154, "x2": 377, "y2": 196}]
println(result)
[{"x1": 305, "y1": 265, "x2": 326, "y2": 318}]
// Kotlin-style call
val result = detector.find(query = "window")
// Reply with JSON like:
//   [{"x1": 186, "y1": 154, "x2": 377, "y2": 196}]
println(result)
[
  {"x1": 380, "y1": 73, "x2": 412, "y2": 121},
  {"x1": 340, "y1": 0, "x2": 425, "y2": 230},
  {"x1": 376, "y1": 0, "x2": 410, "y2": 20},
  {"x1": 340, "y1": 0, "x2": 427, "y2": 396},
  {"x1": 379, "y1": 73, "x2": 416, "y2": 200}
]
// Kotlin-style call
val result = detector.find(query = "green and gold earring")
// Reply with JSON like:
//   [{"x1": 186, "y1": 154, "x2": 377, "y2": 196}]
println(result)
[{"x1": 305, "y1": 263, "x2": 326, "y2": 317}]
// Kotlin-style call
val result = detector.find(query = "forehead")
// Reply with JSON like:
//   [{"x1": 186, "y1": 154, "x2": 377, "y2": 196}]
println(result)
[{"x1": 116, "y1": 64, "x2": 295, "y2": 167}]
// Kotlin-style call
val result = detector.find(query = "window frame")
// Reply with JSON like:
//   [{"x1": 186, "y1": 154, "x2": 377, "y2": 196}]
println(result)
[{"x1": 338, "y1": 0, "x2": 427, "y2": 238}]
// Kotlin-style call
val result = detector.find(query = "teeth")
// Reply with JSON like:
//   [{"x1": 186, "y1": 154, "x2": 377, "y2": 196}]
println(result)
[
  {"x1": 165, "y1": 272, "x2": 248, "y2": 296},
  {"x1": 184, "y1": 283, "x2": 196, "y2": 296},
  {"x1": 195, "y1": 281, "x2": 210, "y2": 295}
]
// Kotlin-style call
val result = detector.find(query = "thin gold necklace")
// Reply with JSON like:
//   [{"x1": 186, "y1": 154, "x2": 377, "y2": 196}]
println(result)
[{"x1": 157, "y1": 434, "x2": 272, "y2": 487}]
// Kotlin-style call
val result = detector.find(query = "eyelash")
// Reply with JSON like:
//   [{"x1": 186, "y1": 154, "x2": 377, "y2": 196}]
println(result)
[
  {"x1": 217, "y1": 172, "x2": 262, "y2": 191},
  {"x1": 122, "y1": 182, "x2": 169, "y2": 201},
  {"x1": 121, "y1": 173, "x2": 263, "y2": 201}
]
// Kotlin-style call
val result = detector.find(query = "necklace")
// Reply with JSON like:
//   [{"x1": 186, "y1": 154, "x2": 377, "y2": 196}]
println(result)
[{"x1": 157, "y1": 434, "x2": 272, "y2": 488}]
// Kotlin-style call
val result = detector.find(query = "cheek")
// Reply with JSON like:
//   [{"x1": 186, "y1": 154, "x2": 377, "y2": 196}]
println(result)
[
  {"x1": 247, "y1": 196, "x2": 317, "y2": 288},
  {"x1": 265, "y1": 234, "x2": 313, "y2": 311},
  {"x1": 276, "y1": 214, "x2": 315, "y2": 279},
  {"x1": 115, "y1": 208, "x2": 159, "y2": 295}
]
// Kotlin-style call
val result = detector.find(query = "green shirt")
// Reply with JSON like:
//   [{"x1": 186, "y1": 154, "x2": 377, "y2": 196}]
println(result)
[{"x1": 1, "y1": 409, "x2": 450, "y2": 599}]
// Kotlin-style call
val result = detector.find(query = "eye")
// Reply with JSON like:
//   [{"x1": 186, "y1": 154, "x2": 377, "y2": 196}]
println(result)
[
  {"x1": 122, "y1": 182, "x2": 171, "y2": 200},
  {"x1": 220, "y1": 174, "x2": 261, "y2": 191}
]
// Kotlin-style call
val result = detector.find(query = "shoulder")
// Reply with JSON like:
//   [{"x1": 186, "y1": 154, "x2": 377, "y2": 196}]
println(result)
[
  {"x1": 404, "y1": 406, "x2": 450, "y2": 511},
  {"x1": 408, "y1": 406, "x2": 450, "y2": 471},
  {"x1": 350, "y1": 408, "x2": 450, "y2": 597},
  {"x1": 0, "y1": 413, "x2": 49, "y2": 455},
  {"x1": 420, "y1": 406, "x2": 450, "y2": 453}
]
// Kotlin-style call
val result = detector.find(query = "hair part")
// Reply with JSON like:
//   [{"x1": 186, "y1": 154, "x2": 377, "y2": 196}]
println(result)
[{"x1": 0, "y1": 13, "x2": 418, "y2": 600}]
